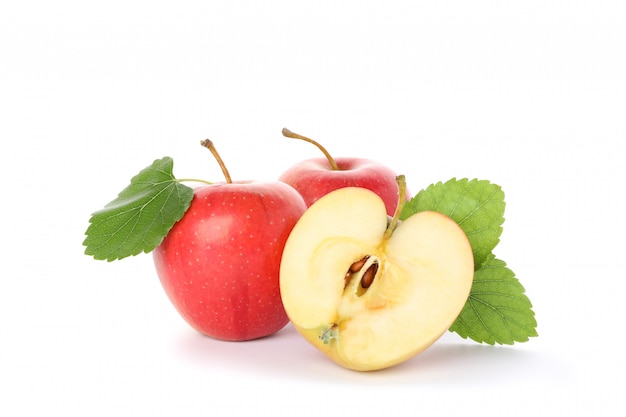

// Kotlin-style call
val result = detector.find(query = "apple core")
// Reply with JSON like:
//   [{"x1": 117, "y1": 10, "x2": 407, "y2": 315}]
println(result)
[{"x1": 280, "y1": 183, "x2": 474, "y2": 370}]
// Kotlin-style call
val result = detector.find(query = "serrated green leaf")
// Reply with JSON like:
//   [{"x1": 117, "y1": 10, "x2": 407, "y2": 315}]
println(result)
[
  {"x1": 449, "y1": 255, "x2": 537, "y2": 345},
  {"x1": 400, "y1": 178, "x2": 505, "y2": 268},
  {"x1": 83, "y1": 157, "x2": 194, "y2": 261}
]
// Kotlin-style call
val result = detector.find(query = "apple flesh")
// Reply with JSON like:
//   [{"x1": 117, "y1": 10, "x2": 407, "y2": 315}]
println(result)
[
  {"x1": 153, "y1": 181, "x2": 306, "y2": 341},
  {"x1": 279, "y1": 187, "x2": 474, "y2": 370}
]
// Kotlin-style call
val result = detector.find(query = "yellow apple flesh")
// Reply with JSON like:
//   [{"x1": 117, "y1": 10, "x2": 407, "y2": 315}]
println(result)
[{"x1": 279, "y1": 187, "x2": 474, "y2": 371}]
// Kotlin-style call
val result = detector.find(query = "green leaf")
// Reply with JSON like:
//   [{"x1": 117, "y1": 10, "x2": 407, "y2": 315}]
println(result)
[
  {"x1": 449, "y1": 255, "x2": 538, "y2": 345},
  {"x1": 400, "y1": 178, "x2": 505, "y2": 268},
  {"x1": 83, "y1": 157, "x2": 194, "y2": 261}
]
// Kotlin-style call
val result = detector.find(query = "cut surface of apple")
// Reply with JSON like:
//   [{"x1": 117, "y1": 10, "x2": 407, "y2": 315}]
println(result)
[{"x1": 279, "y1": 187, "x2": 474, "y2": 371}]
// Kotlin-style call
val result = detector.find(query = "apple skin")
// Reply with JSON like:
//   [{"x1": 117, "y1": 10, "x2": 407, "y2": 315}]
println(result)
[
  {"x1": 152, "y1": 181, "x2": 307, "y2": 341},
  {"x1": 279, "y1": 157, "x2": 408, "y2": 217}
]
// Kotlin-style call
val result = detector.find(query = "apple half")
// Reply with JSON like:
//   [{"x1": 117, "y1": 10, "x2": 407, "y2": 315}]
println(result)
[{"x1": 279, "y1": 186, "x2": 474, "y2": 371}]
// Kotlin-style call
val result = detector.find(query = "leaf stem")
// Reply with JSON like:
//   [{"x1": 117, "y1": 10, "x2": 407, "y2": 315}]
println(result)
[
  {"x1": 282, "y1": 128, "x2": 340, "y2": 171},
  {"x1": 176, "y1": 178, "x2": 213, "y2": 186},
  {"x1": 200, "y1": 139, "x2": 232, "y2": 183},
  {"x1": 383, "y1": 175, "x2": 407, "y2": 241}
]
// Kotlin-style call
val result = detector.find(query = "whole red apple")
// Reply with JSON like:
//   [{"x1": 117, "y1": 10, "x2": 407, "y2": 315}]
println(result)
[
  {"x1": 153, "y1": 141, "x2": 307, "y2": 341},
  {"x1": 279, "y1": 128, "x2": 409, "y2": 216}
]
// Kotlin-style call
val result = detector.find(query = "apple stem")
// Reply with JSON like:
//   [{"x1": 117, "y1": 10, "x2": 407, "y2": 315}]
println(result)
[
  {"x1": 282, "y1": 128, "x2": 340, "y2": 171},
  {"x1": 383, "y1": 175, "x2": 407, "y2": 240},
  {"x1": 200, "y1": 139, "x2": 233, "y2": 184}
]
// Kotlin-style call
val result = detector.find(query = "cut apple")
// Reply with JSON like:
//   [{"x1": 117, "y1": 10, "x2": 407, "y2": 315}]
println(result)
[{"x1": 279, "y1": 186, "x2": 474, "y2": 371}]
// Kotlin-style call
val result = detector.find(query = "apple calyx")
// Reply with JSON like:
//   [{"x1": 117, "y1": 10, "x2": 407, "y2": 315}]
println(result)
[
  {"x1": 320, "y1": 325, "x2": 339, "y2": 344},
  {"x1": 282, "y1": 128, "x2": 340, "y2": 171},
  {"x1": 200, "y1": 139, "x2": 233, "y2": 183}
]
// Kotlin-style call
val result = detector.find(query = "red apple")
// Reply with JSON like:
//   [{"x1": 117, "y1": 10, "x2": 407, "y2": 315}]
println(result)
[
  {"x1": 153, "y1": 140, "x2": 307, "y2": 341},
  {"x1": 279, "y1": 128, "x2": 409, "y2": 216}
]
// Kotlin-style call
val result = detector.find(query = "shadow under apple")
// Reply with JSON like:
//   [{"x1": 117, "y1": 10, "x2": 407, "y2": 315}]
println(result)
[{"x1": 171, "y1": 324, "x2": 561, "y2": 386}]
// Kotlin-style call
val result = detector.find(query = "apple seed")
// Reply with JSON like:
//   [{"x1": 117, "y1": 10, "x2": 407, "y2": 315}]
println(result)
[
  {"x1": 360, "y1": 263, "x2": 378, "y2": 289},
  {"x1": 349, "y1": 256, "x2": 369, "y2": 272},
  {"x1": 345, "y1": 256, "x2": 370, "y2": 287}
]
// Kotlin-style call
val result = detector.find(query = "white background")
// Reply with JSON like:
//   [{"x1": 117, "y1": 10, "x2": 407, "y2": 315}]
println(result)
[{"x1": 1, "y1": 1, "x2": 625, "y2": 415}]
